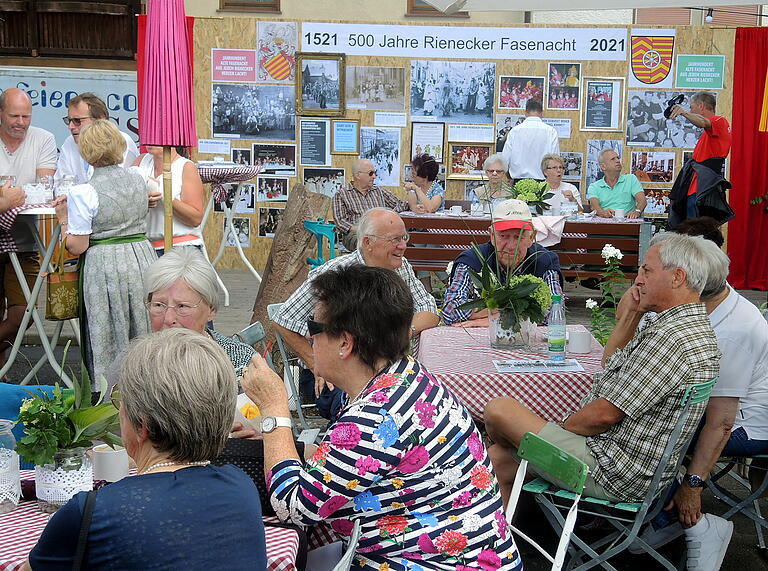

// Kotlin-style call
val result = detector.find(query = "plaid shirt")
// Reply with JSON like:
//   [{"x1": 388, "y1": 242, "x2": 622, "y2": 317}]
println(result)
[
  {"x1": 273, "y1": 249, "x2": 437, "y2": 339},
  {"x1": 584, "y1": 302, "x2": 720, "y2": 502},
  {"x1": 442, "y1": 264, "x2": 563, "y2": 325},
  {"x1": 332, "y1": 182, "x2": 408, "y2": 234}
]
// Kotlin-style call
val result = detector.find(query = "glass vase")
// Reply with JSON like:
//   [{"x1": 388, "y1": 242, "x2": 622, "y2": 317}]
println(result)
[
  {"x1": 35, "y1": 447, "x2": 92, "y2": 513},
  {"x1": 489, "y1": 311, "x2": 537, "y2": 351},
  {"x1": 0, "y1": 420, "x2": 20, "y2": 514}
]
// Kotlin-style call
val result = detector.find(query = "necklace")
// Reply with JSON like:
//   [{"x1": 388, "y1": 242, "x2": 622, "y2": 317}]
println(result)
[{"x1": 141, "y1": 460, "x2": 210, "y2": 475}]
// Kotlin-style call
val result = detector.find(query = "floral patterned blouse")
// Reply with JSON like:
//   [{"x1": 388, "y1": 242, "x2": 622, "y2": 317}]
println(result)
[{"x1": 268, "y1": 356, "x2": 522, "y2": 571}]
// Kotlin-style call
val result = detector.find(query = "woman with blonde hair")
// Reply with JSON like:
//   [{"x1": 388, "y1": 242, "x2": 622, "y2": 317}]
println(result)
[
  {"x1": 53, "y1": 119, "x2": 156, "y2": 383},
  {"x1": 541, "y1": 153, "x2": 583, "y2": 214}
]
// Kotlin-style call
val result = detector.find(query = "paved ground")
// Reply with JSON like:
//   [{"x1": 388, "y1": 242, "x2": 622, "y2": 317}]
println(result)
[{"x1": 8, "y1": 269, "x2": 768, "y2": 570}]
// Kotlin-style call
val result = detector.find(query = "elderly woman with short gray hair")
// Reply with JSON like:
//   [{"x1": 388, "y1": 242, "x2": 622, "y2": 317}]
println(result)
[
  {"x1": 143, "y1": 247, "x2": 255, "y2": 375},
  {"x1": 472, "y1": 152, "x2": 513, "y2": 212},
  {"x1": 24, "y1": 329, "x2": 267, "y2": 569}
]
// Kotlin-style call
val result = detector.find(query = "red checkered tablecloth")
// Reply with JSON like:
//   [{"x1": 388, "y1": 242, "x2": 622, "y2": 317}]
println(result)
[
  {"x1": 0, "y1": 471, "x2": 300, "y2": 571},
  {"x1": 197, "y1": 165, "x2": 263, "y2": 203},
  {"x1": 417, "y1": 325, "x2": 604, "y2": 423}
]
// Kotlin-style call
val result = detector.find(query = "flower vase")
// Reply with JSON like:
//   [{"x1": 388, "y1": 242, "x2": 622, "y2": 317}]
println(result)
[
  {"x1": 489, "y1": 311, "x2": 537, "y2": 350},
  {"x1": 35, "y1": 447, "x2": 92, "y2": 513}
]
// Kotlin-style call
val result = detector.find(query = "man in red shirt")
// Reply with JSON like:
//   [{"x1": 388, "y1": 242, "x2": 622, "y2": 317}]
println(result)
[{"x1": 669, "y1": 92, "x2": 731, "y2": 220}]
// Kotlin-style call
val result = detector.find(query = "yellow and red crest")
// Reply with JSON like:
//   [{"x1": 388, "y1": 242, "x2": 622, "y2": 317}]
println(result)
[{"x1": 631, "y1": 36, "x2": 674, "y2": 84}]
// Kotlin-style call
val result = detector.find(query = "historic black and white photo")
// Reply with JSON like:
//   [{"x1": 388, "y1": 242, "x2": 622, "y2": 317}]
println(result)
[
  {"x1": 297, "y1": 53, "x2": 344, "y2": 115},
  {"x1": 225, "y1": 217, "x2": 251, "y2": 248},
  {"x1": 257, "y1": 176, "x2": 289, "y2": 202},
  {"x1": 212, "y1": 83, "x2": 295, "y2": 140},
  {"x1": 631, "y1": 151, "x2": 676, "y2": 183},
  {"x1": 561, "y1": 152, "x2": 583, "y2": 180},
  {"x1": 231, "y1": 148, "x2": 251, "y2": 165},
  {"x1": 303, "y1": 167, "x2": 346, "y2": 198},
  {"x1": 626, "y1": 90, "x2": 703, "y2": 148},
  {"x1": 410, "y1": 61, "x2": 495, "y2": 123},
  {"x1": 586, "y1": 139, "x2": 623, "y2": 188},
  {"x1": 346, "y1": 66, "x2": 406, "y2": 111},
  {"x1": 495, "y1": 114, "x2": 524, "y2": 152},
  {"x1": 360, "y1": 127, "x2": 401, "y2": 187},
  {"x1": 258, "y1": 207, "x2": 285, "y2": 238},
  {"x1": 235, "y1": 184, "x2": 256, "y2": 214},
  {"x1": 251, "y1": 143, "x2": 296, "y2": 176}
]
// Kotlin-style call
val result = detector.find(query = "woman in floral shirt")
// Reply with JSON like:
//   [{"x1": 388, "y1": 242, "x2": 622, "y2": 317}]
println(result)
[{"x1": 242, "y1": 264, "x2": 522, "y2": 571}]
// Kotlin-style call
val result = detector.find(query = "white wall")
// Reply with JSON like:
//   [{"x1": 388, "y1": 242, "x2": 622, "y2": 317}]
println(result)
[{"x1": 532, "y1": 9, "x2": 633, "y2": 25}]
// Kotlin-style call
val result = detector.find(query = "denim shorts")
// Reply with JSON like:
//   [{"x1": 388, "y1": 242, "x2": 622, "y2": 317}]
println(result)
[{"x1": 722, "y1": 426, "x2": 768, "y2": 457}]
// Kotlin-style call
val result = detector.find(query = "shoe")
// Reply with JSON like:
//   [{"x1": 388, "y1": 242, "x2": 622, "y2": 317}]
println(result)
[
  {"x1": 685, "y1": 514, "x2": 733, "y2": 571},
  {"x1": 628, "y1": 521, "x2": 684, "y2": 554}
]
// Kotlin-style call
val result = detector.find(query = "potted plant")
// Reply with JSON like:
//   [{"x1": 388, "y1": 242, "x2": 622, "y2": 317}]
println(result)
[
  {"x1": 458, "y1": 244, "x2": 552, "y2": 350},
  {"x1": 509, "y1": 178, "x2": 555, "y2": 216},
  {"x1": 15, "y1": 369, "x2": 121, "y2": 512}
]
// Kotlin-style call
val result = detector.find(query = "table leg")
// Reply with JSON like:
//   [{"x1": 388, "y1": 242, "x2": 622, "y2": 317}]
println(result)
[
  {"x1": 200, "y1": 196, "x2": 230, "y2": 307},
  {"x1": 20, "y1": 320, "x2": 65, "y2": 385},
  {"x1": 212, "y1": 183, "x2": 262, "y2": 286}
]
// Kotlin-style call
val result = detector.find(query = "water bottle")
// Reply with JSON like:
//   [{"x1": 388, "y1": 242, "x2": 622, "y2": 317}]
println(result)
[
  {"x1": 0, "y1": 420, "x2": 20, "y2": 514},
  {"x1": 548, "y1": 295, "x2": 566, "y2": 362},
  {"x1": 471, "y1": 198, "x2": 482, "y2": 215}
]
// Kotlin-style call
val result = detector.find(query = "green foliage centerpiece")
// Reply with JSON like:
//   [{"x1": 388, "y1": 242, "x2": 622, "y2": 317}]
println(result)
[
  {"x1": 509, "y1": 179, "x2": 555, "y2": 216},
  {"x1": 586, "y1": 244, "x2": 629, "y2": 345}
]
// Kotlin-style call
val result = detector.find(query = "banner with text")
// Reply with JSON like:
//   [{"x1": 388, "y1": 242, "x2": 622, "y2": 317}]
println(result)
[{"x1": 301, "y1": 23, "x2": 628, "y2": 61}]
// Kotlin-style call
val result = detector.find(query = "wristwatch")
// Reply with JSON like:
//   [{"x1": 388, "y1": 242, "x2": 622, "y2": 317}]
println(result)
[
  {"x1": 260, "y1": 416, "x2": 292, "y2": 433},
  {"x1": 683, "y1": 473, "x2": 705, "y2": 488}
]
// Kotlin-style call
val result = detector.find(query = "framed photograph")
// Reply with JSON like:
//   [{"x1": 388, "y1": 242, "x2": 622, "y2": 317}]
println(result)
[
  {"x1": 447, "y1": 143, "x2": 493, "y2": 180},
  {"x1": 257, "y1": 176, "x2": 289, "y2": 202},
  {"x1": 631, "y1": 151, "x2": 676, "y2": 184},
  {"x1": 547, "y1": 63, "x2": 580, "y2": 110},
  {"x1": 231, "y1": 148, "x2": 252, "y2": 166},
  {"x1": 411, "y1": 122, "x2": 445, "y2": 162},
  {"x1": 360, "y1": 127, "x2": 401, "y2": 187},
  {"x1": 296, "y1": 52, "x2": 345, "y2": 117},
  {"x1": 464, "y1": 180, "x2": 486, "y2": 201},
  {"x1": 251, "y1": 143, "x2": 296, "y2": 177},
  {"x1": 626, "y1": 90, "x2": 703, "y2": 148},
  {"x1": 331, "y1": 120, "x2": 359, "y2": 155},
  {"x1": 582, "y1": 77, "x2": 625, "y2": 132},
  {"x1": 303, "y1": 167, "x2": 346, "y2": 198},
  {"x1": 410, "y1": 60, "x2": 495, "y2": 124},
  {"x1": 212, "y1": 84, "x2": 295, "y2": 141},
  {"x1": 498, "y1": 76, "x2": 545, "y2": 110},
  {"x1": 561, "y1": 152, "x2": 584, "y2": 180},
  {"x1": 346, "y1": 66, "x2": 406, "y2": 111},
  {"x1": 224, "y1": 218, "x2": 251, "y2": 248},
  {"x1": 299, "y1": 119, "x2": 331, "y2": 166},
  {"x1": 643, "y1": 189, "x2": 672, "y2": 218},
  {"x1": 258, "y1": 207, "x2": 285, "y2": 238}
]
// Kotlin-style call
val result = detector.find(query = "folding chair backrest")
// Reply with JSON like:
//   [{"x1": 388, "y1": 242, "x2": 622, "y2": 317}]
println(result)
[
  {"x1": 518, "y1": 432, "x2": 589, "y2": 494},
  {"x1": 332, "y1": 519, "x2": 362, "y2": 571}
]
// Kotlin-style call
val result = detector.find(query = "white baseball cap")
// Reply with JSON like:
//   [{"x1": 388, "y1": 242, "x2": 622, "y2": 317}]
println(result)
[{"x1": 492, "y1": 199, "x2": 533, "y2": 232}]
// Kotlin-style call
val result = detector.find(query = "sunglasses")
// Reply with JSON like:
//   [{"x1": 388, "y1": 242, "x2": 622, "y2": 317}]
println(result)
[
  {"x1": 485, "y1": 169, "x2": 505, "y2": 174},
  {"x1": 358, "y1": 170, "x2": 375, "y2": 176},
  {"x1": 62, "y1": 116, "x2": 92, "y2": 126},
  {"x1": 307, "y1": 315, "x2": 325, "y2": 337}
]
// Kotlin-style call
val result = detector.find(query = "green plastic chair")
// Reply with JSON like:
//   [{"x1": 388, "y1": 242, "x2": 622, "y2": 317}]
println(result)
[
  {"x1": 508, "y1": 377, "x2": 717, "y2": 571},
  {"x1": 304, "y1": 218, "x2": 336, "y2": 269}
]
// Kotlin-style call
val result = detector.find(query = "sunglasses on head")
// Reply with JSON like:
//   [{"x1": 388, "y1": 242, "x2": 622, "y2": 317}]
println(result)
[{"x1": 307, "y1": 315, "x2": 325, "y2": 337}]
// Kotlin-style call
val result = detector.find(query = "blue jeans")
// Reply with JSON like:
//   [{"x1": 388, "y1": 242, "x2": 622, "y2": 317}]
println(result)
[
  {"x1": 686, "y1": 192, "x2": 698, "y2": 220},
  {"x1": 298, "y1": 367, "x2": 345, "y2": 421}
]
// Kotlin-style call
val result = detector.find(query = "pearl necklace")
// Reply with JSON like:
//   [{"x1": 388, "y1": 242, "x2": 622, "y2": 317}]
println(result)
[{"x1": 141, "y1": 460, "x2": 210, "y2": 475}]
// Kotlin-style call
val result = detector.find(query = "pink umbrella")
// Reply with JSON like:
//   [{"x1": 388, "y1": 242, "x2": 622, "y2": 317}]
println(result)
[{"x1": 138, "y1": 0, "x2": 197, "y2": 251}]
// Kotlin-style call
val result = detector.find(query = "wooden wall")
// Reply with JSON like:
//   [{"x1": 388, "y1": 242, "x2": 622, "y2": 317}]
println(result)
[{"x1": 192, "y1": 19, "x2": 735, "y2": 269}]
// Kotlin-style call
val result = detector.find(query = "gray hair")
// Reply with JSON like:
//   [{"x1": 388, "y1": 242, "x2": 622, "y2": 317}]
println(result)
[
  {"x1": 598, "y1": 148, "x2": 619, "y2": 164},
  {"x1": 691, "y1": 91, "x2": 716, "y2": 112},
  {"x1": 355, "y1": 207, "x2": 393, "y2": 250},
  {"x1": 352, "y1": 158, "x2": 372, "y2": 175},
  {"x1": 118, "y1": 328, "x2": 237, "y2": 462},
  {"x1": 540, "y1": 153, "x2": 564, "y2": 174},
  {"x1": 483, "y1": 153, "x2": 508, "y2": 171},
  {"x1": 144, "y1": 248, "x2": 221, "y2": 311},
  {"x1": 650, "y1": 232, "x2": 728, "y2": 295}
]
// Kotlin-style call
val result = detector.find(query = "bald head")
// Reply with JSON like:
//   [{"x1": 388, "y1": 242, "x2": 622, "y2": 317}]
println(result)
[
  {"x1": 351, "y1": 158, "x2": 376, "y2": 192},
  {"x1": 0, "y1": 88, "x2": 33, "y2": 143},
  {"x1": 356, "y1": 208, "x2": 408, "y2": 270}
]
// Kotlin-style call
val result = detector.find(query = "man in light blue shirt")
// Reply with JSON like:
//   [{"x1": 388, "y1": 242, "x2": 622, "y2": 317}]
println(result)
[{"x1": 587, "y1": 149, "x2": 647, "y2": 218}]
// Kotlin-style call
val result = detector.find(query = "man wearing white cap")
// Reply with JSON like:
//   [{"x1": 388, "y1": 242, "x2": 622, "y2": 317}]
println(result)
[{"x1": 442, "y1": 198, "x2": 563, "y2": 325}]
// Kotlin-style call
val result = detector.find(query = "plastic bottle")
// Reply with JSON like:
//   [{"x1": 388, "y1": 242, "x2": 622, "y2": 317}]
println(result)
[
  {"x1": 0, "y1": 419, "x2": 20, "y2": 514},
  {"x1": 548, "y1": 295, "x2": 566, "y2": 362},
  {"x1": 471, "y1": 197, "x2": 482, "y2": 215}
]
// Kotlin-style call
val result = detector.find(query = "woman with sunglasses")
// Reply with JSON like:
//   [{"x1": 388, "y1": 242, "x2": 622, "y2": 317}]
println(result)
[
  {"x1": 132, "y1": 144, "x2": 205, "y2": 255},
  {"x1": 24, "y1": 329, "x2": 267, "y2": 570},
  {"x1": 241, "y1": 264, "x2": 521, "y2": 571},
  {"x1": 53, "y1": 120, "x2": 157, "y2": 385},
  {"x1": 403, "y1": 153, "x2": 444, "y2": 213},
  {"x1": 473, "y1": 153, "x2": 514, "y2": 213}
]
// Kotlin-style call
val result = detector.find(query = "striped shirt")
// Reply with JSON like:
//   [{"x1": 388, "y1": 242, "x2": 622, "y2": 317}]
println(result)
[
  {"x1": 332, "y1": 182, "x2": 408, "y2": 234},
  {"x1": 268, "y1": 356, "x2": 522, "y2": 570}
]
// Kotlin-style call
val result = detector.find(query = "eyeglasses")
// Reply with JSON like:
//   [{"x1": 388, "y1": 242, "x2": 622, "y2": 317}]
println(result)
[
  {"x1": 370, "y1": 233, "x2": 409, "y2": 245},
  {"x1": 307, "y1": 315, "x2": 325, "y2": 337},
  {"x1": 109, "y1": 385, "x2": 121, "y2": 409},
  {"x1": 485, "y1": 169, "x2": 505, "y2": 174},
  {"x1": 545, "y1": 165, "x2": 565, "y2": 170},
  {"x1": 145, "y1": 299, "x2": 204, "y2": 317},
  {"x1": 62, "y1": 116, "x2": 92, "y2": 126}
]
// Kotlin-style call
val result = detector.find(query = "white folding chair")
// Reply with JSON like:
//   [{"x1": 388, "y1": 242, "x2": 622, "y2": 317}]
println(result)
[{"x1": 332, "y1": 519, "x2": 362, "y2": 571}]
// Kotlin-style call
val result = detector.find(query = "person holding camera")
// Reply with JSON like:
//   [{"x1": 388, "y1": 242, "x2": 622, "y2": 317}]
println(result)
[{"x1": 667, "y1": 92, "x2": 732, "y2": 228}]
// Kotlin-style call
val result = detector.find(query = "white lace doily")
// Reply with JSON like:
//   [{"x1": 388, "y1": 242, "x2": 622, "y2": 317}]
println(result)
[{"x1": 0, "y1": 448, "x2": 20, "y2": 512}]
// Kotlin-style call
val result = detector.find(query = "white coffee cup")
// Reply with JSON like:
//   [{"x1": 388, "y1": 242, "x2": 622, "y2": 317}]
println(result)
[
  {"x1": 450, "y1": 205, "x2": 463, "y2": 215},
  {"x1": 92, "y1": 444, "x2": 129, "y2": 482},
  {"x1": 568, "y1": 329, "x2": 593, "y2": 354},
  {"x1": 613, "y1": 208, "x2": 625, "y2": 219}
]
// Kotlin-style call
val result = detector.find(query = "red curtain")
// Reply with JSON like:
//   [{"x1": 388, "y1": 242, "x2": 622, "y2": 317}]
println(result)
[
  {"x1": 728, "y1": 27, "x2": 768, "y2": 290},
  {"x1": 135, "y1": 15, "x2": 196, "y2": 153}
]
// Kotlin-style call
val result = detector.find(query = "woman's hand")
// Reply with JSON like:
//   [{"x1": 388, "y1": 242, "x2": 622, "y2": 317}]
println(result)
[
  {"x1": 241, "y1": 354, "x2": 289, "y2": 413},
  {"x1": 53, "y1": 195, "x2": 68, "y2": 219},
  {"x1": 230, "y1": 421, "x2": 263, "y2": 440},
  {"x1": 562, "y1": 189, "x2": 577, "y2": 202}
]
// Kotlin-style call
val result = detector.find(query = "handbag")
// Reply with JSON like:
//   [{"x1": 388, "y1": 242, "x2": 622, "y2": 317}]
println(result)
[{"x1": 45, "y1": 238, "x2": 79, "y2": 321}]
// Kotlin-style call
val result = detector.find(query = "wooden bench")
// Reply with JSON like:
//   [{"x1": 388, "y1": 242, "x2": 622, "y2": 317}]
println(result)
[{"x1": 400, "y1": 212, "x2": 653, "y2": 280}]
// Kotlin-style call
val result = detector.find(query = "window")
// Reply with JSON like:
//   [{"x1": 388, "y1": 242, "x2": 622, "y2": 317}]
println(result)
[
  {"x1": 706, "y1": 5, "x2": 759, "y2": 26},
  {"x1": 219, "y1": 0, "x2": 280, "y2": 13},
  {"x1": 406, "y1": 0, "x2": 469, "y2": 17},
  {"x1": 634, "y1": 8, "x2": 692, "y2": 25}
]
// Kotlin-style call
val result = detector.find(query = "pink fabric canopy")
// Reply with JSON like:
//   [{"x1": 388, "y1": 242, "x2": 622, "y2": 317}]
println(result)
[{"x1": 138, "y1": 0, "x2": 196, "y2": 147}]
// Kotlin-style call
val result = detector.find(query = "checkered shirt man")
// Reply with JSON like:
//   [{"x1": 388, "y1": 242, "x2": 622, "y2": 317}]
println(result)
[{"x1": 332, "y1": 182, "x2": 408, "y2": 235}]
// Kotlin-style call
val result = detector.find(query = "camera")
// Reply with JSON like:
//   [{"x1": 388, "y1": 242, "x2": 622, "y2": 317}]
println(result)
[{"x1": 664, "y1": 94, "x2": 686, "y2": 119}]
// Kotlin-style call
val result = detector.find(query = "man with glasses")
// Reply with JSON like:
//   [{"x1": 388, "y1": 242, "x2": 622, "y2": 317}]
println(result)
[
  {"x1": 332, "y1": 158, "x2": 407, "y2": 251},
  {"x1": 0, "y1": 88, "x2": 58, "y2": 369},
  {"x1": 56, "y1": 92, "x2": 139, "y2": 184},
  {"x1": 272, "y1": 207, "x2": 438, "y2": 421},
  {"x1": 501, "y1": 98, "x2": 559, "y2": 181}
]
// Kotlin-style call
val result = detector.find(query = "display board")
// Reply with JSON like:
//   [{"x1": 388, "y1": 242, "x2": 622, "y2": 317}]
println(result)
[{"x1": 193, "y1": 19, "x2": 735, "y2": 269}]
